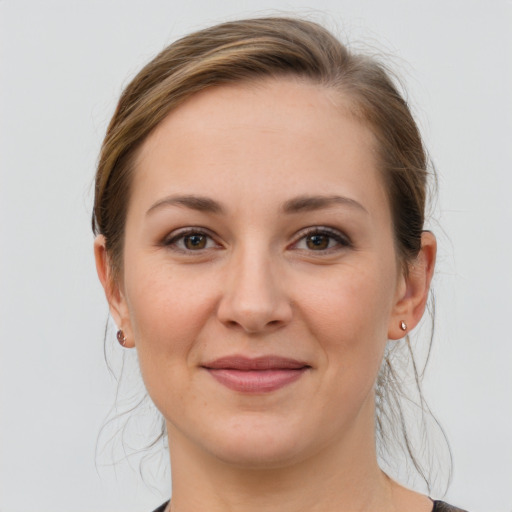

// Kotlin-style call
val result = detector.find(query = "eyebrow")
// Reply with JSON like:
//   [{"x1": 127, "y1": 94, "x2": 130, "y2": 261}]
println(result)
[
  {"x1": 146, "y1": 193, "x2": 368, "y2": 216},
  {"x1": 282, "y1": 195, "x2": 368, "y2": 215},
  {"x1": 146, "y1": 195, "x2": 224, "y2": 215}
]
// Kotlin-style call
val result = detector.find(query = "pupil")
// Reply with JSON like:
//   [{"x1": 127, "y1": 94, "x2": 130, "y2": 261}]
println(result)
[
  {"x1": 185, "y1": 234, "x2": 206, "y2": 249},
  {"x1": 307, "y1": 234, "x2": 328, "y2": 250}
]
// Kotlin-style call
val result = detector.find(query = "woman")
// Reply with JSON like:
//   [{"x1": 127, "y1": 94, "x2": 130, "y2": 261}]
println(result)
[{"x1": 92, "y1": 17, "x2": 466, "y2": 512}]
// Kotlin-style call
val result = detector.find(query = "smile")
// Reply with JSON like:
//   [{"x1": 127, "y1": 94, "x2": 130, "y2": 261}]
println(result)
[{"x1": 202, "y1": 356, "x2": 311, "y2": 393}]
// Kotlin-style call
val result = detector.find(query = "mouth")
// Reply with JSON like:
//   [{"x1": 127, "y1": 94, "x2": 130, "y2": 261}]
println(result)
[{"x1": 201, "y1": 355, "x2": 311, "y2": 393}]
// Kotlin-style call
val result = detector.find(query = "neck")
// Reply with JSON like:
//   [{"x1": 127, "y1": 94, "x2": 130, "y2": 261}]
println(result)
[{"x1": 166, "y1": 406, "x2": 396, "y2": 512}]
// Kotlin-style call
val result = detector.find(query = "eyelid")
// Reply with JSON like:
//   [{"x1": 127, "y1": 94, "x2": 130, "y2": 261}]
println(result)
[
  {"x1": 162, "y1": 227, "x2": 221, "y2": 252},
  {"x1": 161, "y1": 225, "x2": 351, "y2": 253},
  {"x1": 291, "y1": 226, "x2": 352, "y2": 251}
]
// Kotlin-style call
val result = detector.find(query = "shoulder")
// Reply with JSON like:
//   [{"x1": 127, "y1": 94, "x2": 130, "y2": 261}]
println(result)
[{"x1": 432, "y1": 500, "x2": 469, "y2": 512}]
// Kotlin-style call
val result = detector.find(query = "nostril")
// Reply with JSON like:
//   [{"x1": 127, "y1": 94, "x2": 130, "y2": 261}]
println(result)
[
  {"x1": 223, "y1": 317, "x2": 285, "y2": 334},
  {"x1": 216, "y1": 281, "x2": 293, "y2": 333}
]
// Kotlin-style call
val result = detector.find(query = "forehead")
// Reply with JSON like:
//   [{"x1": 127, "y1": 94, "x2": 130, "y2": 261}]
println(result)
[{"x1": 132, "y1": 78, "x2": 388, "y2": 218}]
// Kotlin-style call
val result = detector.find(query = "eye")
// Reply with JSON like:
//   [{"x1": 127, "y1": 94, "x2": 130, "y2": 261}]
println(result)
[
  {"x1": 293, "y1": 228, "x2": 351, "y2": 252},
  {"x1": 163, "y1": 229, "x2": 219, "y2": 252}
]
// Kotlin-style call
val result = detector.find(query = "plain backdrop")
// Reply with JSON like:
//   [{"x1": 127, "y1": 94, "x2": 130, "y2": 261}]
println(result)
[{"x1": 1, "y1": 1, "x2": 511, "y2": 511}]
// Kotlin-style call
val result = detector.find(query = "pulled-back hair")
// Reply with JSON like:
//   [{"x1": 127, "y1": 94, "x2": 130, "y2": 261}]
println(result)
[{"x1": 93, "y1": 17, "x2": 448, "y2": 493}]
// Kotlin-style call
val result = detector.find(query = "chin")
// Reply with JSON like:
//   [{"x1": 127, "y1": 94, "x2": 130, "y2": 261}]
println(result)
[
  {"x1": 210, "y1": 439, "x2": 305, "y2": 470},
  {"x1": 197, "y1": 414, "x2": 318, "y2": 470}
]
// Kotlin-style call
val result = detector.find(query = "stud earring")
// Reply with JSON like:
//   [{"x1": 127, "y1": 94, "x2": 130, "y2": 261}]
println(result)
[
  {"x1": 116, "y1": 329, "x2": 127, "y2": 346},
  {"x1": 400, "y1": 320, "x2": 407, "y2": 331}
]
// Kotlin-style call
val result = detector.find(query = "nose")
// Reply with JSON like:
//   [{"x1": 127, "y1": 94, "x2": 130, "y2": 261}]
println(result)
[{"x1": 216, "y1": 246, "x2": 293, "y2": 334}]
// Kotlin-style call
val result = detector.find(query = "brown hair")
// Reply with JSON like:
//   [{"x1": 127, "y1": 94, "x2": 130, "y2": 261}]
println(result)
[{"x1": 93, "y1": 17, "x2": 447, "y2": 491}]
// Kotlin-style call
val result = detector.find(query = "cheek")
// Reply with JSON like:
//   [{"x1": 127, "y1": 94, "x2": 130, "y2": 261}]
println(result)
[
  {"x1": 122, "y1": 258, "x2": 218, "y2": 395},
  {"x1": 300, "y1": 260, "x2": 396, "y2": 378},
  {"x1": 305, "y1": 262, "x2": 395, "y2": 334}
]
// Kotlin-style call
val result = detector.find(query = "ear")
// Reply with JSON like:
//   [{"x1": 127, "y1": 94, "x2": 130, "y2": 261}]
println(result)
[
  {"x1": 388, "y1": 231, "x2": 436, "y2": 340},
  {"x1": 94, "y1": 235, "x2": 135, "y2": 348}
]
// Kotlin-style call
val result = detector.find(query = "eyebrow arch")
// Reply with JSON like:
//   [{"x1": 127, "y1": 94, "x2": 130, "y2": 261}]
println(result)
[
  {"x1": 282, "y1": 195, "x2": 369, "y2": 214},
  {"x1": 146, "y1": 195, "x2": 224, "y2": 215}
]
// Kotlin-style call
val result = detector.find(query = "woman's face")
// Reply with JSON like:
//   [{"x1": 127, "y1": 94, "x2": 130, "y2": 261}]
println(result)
[{"x1": 99, "y1": 79, "x2": 420, "y2": 468}]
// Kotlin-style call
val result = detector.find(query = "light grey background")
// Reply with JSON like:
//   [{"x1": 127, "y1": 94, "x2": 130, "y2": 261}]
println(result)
[{"x1": 1, "y1": 1, "x2": 511, "y2": 511}]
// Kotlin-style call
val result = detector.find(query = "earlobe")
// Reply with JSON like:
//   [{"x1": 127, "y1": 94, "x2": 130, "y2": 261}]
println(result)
[
  {"x1": 388, "y1": 231, "x2": 437, "y2": 340},
  {"x1": 94, "y1": 235, "x2": 135, "y2": 348}
]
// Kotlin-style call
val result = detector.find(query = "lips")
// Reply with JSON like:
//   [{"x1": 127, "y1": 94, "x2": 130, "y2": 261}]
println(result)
[{"x1": 202, "y1": 356, "x2": 310, "y2": 393}]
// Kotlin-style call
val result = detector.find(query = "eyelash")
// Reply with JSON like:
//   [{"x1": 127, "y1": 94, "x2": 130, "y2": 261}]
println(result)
[
  {"x1": 291, "y1": 227, "x2": 352, "y2": 253},
  {"x1": 162, "y1": 226, "x2": 351, "y2": 254},
  {"x1": 162, "y1": 228, "x2": 220, "y2": 253}
]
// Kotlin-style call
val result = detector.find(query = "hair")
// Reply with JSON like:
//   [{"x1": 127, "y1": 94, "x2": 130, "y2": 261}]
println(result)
[{"x1": 93, "y1": 16, "x2": 449, "y2": 494}]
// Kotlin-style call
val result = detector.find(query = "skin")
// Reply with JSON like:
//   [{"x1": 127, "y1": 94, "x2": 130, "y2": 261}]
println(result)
[{"x1": 95, "y1": 78, "x2": 436, "y2": 512}]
